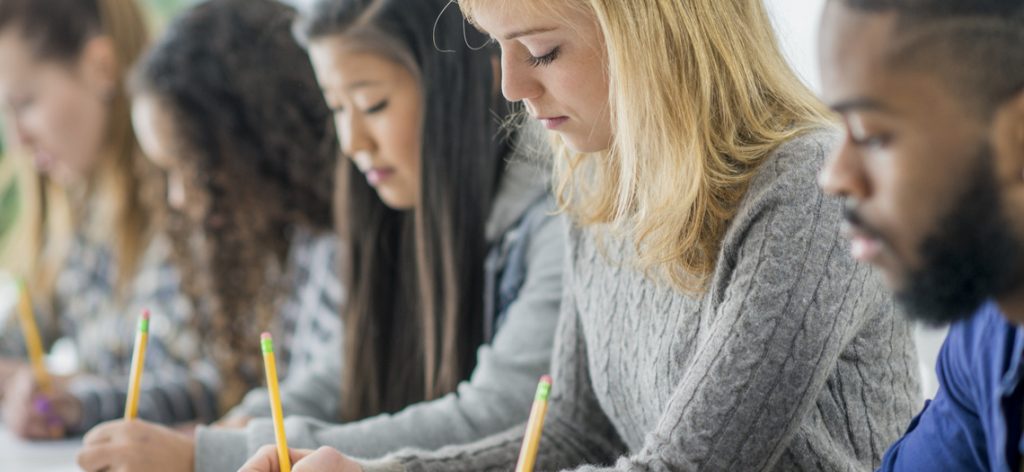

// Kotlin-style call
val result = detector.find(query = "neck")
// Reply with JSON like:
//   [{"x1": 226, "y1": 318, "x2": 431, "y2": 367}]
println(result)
[{"x1": 996, "y1": 287, "x2": 1024, "y2": 325}]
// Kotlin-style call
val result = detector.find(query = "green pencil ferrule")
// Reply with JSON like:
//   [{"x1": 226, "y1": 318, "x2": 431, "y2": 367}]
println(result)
[
  {"x1": 138, "y1": 318, "x2": 149, "y2": 334},
  {"x1": 261, "y1": 338, "x2": 274, "y2": 354}
]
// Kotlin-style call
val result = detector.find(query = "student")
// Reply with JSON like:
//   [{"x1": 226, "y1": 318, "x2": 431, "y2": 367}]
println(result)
[
  {"x1": 237, "y1": 0, "x2": 923, "y2": 471},
  {"x1": 127, "y1": 0, "x2": 342, "y2": 417},
  {"x1": 74, "y1": 0, "x2": 565, "y2": 470},
  {"x1": 815, "y1": 1, "x2": 1024, "y2": 471},
  {"x1": 0, "y1": 0, "x2": 209, "y2": 439}
]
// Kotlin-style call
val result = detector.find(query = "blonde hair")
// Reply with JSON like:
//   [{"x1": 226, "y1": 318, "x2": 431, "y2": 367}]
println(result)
[
  {"x1": 0, "y1": 0, "x2": 152, "y2": 306},
  {"x1": 460, "y1": 0, "x2": 832, "y2": 292}
]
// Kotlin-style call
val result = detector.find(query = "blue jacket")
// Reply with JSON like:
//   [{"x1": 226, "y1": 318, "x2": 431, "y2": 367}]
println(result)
[{"x1": 880, "y1": 301, "x2": 1024, "y2": 472}]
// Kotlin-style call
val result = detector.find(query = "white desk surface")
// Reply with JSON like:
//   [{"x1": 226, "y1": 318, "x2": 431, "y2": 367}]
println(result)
[{"x1": 0, "y1": 428, "x2": 81, "y2": 471}]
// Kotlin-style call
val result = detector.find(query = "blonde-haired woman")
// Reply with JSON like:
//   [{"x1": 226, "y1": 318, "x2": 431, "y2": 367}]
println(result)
[
  {"x1": 239, "y1": 0, "x2": 920, "y2": 471},
  {"x1": 0, "y1": 0, "x2": 215, "y2": 440}
]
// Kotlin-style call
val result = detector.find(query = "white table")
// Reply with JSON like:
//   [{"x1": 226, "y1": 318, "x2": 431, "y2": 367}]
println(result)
[{"x1": 0, "y1": 428, "x2": 81, "y2": 471}]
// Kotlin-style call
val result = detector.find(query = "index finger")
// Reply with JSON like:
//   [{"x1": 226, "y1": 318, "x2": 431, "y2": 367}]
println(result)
[
  {"x1": 82, "y1": 419, "x2": 127, "y2": 446},
  {"x1": 238, "y1": 445, "x2": 280, "y2": 472}
]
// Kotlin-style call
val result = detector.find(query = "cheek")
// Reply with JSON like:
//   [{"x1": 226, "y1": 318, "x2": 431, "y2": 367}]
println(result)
[
  {"x1": 868, "y1": 155, "x2": 943, "y2": 266},
  {"x1": 43, "y1": 82, "x2": 109, "y2": 170},
  {"x1": 383, "y1": 105, "x2": 422, "y2": 183}
]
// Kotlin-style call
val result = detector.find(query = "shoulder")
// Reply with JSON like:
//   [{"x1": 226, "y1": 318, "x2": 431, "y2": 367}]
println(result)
[
  {"x1": 727, "y1": 128, "x2": 844, "y2": 244},
  {"x1": 744, "y1": 128, "x2": 840, "y2": 205},
  {"x1": 943, "y1": 302, "x2": 1017, "y2": 376}
]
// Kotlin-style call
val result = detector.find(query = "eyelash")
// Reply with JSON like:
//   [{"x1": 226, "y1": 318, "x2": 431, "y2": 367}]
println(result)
[
  {"x1": 526, "y1": 46, "x2": 561, "y2": 68},
  {"x1": 851, "y1": 134, "x2": 890, "y2": 149},
  {"x1": 365, "y1": 100, "x2": 389, "y2": 114},
  {"x1": 330, "y1": 99, "x2": 389, "y2": 116}
]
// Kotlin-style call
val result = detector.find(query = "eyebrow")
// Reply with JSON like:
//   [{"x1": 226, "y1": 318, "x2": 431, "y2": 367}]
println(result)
[
  {"x1": 830, "y1": 98, "x2": 890, "y2": 114},
  {"x1": 503, "y1": 27, "x2": 557, "y2": 41},
  {"x1": 344, "y1": 80, "x2": 384, "y2": 92}
]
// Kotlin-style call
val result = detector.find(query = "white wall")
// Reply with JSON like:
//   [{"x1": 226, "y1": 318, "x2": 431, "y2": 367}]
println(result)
[{"x1": 765, "y1": 0, "x2": 827, "y2": 92}]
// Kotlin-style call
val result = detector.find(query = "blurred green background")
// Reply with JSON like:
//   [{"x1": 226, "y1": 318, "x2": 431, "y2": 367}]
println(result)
[{"x1": 0, "y1": 0, "x2": 198, "y2": 245}]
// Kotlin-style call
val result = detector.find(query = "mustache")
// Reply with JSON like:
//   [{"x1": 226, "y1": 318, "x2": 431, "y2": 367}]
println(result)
[{"x1": 841, "y1": 198, "x2": 883, "y2": 240}]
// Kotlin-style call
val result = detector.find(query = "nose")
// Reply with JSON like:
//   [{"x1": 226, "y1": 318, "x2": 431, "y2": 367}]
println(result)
[
  {"x1": 337, "y1": 111, "x2": 374, "y2": 160},
  {"x1": 500, "y1": 51, "x2": 544, "y2": 104},
  {"x1": 819, "y1": 137, "x2": 872, "y2": 200}
]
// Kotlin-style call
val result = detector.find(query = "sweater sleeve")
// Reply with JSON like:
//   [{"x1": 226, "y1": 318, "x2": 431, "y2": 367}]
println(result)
[
  {"x1": 224, "y1": 234, "x2": 345, "y2": 423},
  {"x1": 376, "y1": 133, "x2": 889, "y2": 471},
  {"x1": 66, "y1": 242, "x2": 221, "y2": 433},
  {"x1": 195, "y1": 208, "x2": 571, "y2": 472},
  {"x1": 365, "y1": 225, "x2": 628, "y2": 472}
]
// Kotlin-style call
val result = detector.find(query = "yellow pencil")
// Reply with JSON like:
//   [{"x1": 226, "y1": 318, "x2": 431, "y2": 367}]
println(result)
[
  {"x1": 515, "y1": 375, "x2": 553, "y2": 472},
  {"x1": 261, "y1": 332, "x2": 291, "y2": 472},
  {"x1": 15, "y1": 279, "x2": 51, "y2": 394},
  {"x1": 17, "y1": 279, "x2": 64, "y2": 436},
  {"x1": 123, "y1": 310, "x2": 150, "y2": 420}
]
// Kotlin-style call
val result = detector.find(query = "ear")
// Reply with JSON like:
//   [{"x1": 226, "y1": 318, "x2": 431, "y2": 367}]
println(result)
[
  {"x1": 992, "y1": 89, "x2": 1024, "y2": 209},
  {"x1": 77, "y1": 36, "x2": 120, "y2": 100}
]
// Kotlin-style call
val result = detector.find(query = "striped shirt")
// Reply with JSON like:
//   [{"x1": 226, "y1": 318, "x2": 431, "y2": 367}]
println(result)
[{"x1": 0, "y1": 229, "x2": 341, "y2": 433}]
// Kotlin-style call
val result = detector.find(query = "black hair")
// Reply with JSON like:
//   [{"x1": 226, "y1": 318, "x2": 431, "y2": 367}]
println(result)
[
  {"x1": 133, "y1": 0, "x2": 338, "y2": 412},
  {"x1": 296, "y1": 0, "x2": 511, "y2": 421},
  {"x1": 0, "y1": 0, "x2": 101, "y2": 60},
  {"x1": 839, "y1": 0, "x2": 1024, "y2": 114}
]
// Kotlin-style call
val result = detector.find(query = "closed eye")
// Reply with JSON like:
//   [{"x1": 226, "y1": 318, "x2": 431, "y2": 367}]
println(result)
[
  {"x1": 364, "y1": 99, "x2": 389, "y2": 114},
  {"x1": 526, "y1": 46, "x2": 561, "y2": 68}
]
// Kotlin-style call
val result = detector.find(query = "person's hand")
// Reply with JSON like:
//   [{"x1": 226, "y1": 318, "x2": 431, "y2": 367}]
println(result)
[
  {"x1": 238, "y1": 445, "x2": 364, "y2": 472},
  {"x1": 1, "y1": 367, "x2": 80, "y2": 439},
  {"x1": 212, "y1": 414, "x2": 253, "y2": 429},
  {"x1": 76, "y1": 419, "x2": 196, "y2": 472},
  {"x1": 0, "y1": 358, "x2": 25, "y2": 392}
]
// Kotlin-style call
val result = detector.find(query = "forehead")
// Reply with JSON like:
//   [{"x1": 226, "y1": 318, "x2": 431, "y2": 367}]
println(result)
[
  {"x1": 0, "y1": 30, "x2": 42, "y2": 83},
  {"x1": 467, "y1": 0, "x2": 586, "y2": 39},
  {"x1": 308, "y1": 38, "x2": 406, "y2": 88},
  {"x1": 819, "y1": 3, "x2": 903, "y2": 103}
]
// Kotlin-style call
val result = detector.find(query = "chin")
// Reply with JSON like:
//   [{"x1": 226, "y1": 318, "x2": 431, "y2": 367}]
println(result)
[
  {"x1": 557, "y1": 132, "x2": 611, "y2": 154},
  {"x1": 378, "y1": 191, "x2": 416, "y2": 211}
]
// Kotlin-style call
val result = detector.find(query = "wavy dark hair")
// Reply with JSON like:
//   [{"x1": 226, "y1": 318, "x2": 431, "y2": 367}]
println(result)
[
  {"x1": 296, "y1": 0, "x2": 512, "y2": 421},
  {"x1": 133, "y1": 0, "x2": 338, "y2": 411}
]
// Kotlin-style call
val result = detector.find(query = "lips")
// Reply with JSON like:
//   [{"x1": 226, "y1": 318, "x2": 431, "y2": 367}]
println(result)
[
  {"x1": 33, "y1": 151, "x2": 54, "y2": 173},
  {"x1": 841, "y1": 223, "x2": 886, "y2": 263},
  {"x1": 364, "y1": 167, "x2": 395, "y2": 187},
  {"x1": 537, "y1": 116, "x2": 569, "y2": 130}
]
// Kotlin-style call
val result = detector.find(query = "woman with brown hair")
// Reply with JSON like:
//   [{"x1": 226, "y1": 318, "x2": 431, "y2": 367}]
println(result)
[
  {"x1": 0, "y1": 0, "x2": 215, "y2": 439},
  {"x1": 124, "y1": 0, "x2": 342, "y2": 418}
]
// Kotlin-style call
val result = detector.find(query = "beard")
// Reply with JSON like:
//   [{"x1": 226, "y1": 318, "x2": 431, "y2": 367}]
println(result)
[{"x1": 896, "y1": 145, "x2": 1022, "y2": 326}]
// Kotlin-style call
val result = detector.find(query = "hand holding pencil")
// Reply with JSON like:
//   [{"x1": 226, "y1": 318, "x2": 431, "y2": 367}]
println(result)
[{"x1": 0, "y1": 280, "x2": 79, "y2": 439}]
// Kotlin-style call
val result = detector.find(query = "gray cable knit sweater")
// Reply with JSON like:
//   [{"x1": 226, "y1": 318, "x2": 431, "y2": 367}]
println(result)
[{"x1": 361, "y1": 130, "x2": 921, "y2": 472}]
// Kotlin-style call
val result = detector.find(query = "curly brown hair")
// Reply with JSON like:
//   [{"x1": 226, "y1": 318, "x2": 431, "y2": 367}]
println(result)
[{"x1": 132, "y1": 0, "x2": 338, "y2": 411}]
